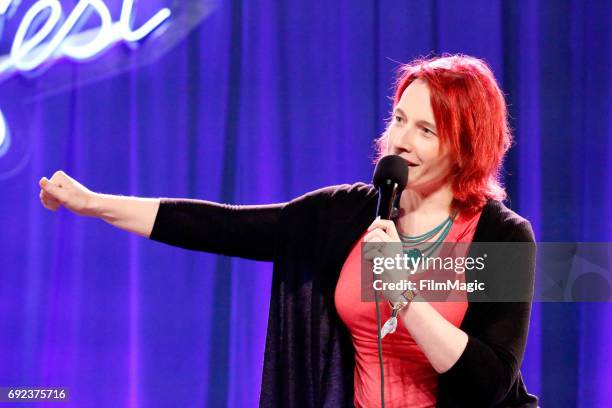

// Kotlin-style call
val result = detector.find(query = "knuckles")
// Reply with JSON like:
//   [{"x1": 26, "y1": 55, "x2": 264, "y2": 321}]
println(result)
[{"x1": 50, "y1": 170, "x2": 67, "y2": 183}]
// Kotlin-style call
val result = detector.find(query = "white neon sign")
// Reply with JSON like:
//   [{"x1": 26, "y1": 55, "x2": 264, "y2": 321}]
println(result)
[
  {"x1": 0, "y1": 0, "x2": 172, "y2": 154},
  {"x1": 0, "y1": 109, "x2": 7, "y2": 155}
]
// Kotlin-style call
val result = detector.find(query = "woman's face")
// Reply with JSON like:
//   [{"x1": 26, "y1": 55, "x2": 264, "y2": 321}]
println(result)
[{"x1": 386, "y1": 79, "x2": 454, "y2": 192}]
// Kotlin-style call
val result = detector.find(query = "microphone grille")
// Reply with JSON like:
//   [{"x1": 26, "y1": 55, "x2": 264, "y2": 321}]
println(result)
[{"x1": 372, "y1": 155, "x2": 408, "y2": 190}]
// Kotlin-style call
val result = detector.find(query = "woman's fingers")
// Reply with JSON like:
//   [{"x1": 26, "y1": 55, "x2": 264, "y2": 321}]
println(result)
[
  {"x1": 39, "y1": 187, "x2": 60, "y2": 206},
  {"x1": 367, "y1": 218, "x2": 401, "y2": 241},
  {"x1": 363, "y1": 228, "x2": 389, "y2": 243},
  {"x1": 41, "y1": 199, "x2": 60, "y2": 211},
  {"x1": 39, "y1": 176, "x2": 68, "y2": 203},
  {"x1": 40, "y1": 193, "x2": 60, "y2": 211},
  {"x1": 41, "y1": 196, "x2": 61, "y2": 210},
  {"x1": 40, "y1": 189, "x2": 60, "y2": 204},
  {"x1": 363, "y1": 246, "x2": 384, "y2": 261},
  {"x1": 363, "y1": 226, "x2": 404, "y2": 263},
  {"x1": 39, "y1": 176, "x2": 69, "y2": 212},
  {"x1": 363, "y1": 228, "x2": 394, "y2": 261}
]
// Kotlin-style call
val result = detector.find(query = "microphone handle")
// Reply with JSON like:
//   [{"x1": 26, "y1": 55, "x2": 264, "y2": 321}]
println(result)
[{"x1": 376, "y1": 179, "x2": 400, "y2": 220}]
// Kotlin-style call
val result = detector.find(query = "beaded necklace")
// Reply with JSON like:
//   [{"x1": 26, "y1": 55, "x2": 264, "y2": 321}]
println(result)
[{"x1": 398, "y1": 210, "x2": 458, "y2": 262}]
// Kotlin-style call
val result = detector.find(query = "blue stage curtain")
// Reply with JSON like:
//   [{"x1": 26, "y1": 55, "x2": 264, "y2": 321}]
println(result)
[{"x1": 0, "y1": 1, "x2": 610, "y2": 406}]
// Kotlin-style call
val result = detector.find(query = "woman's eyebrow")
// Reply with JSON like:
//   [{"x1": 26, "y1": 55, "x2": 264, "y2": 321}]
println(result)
[
  {"x1": 394, "y1": 108, "x2": 438, "y2": 132},
  {"x1": 416, "y1": 120, "x2": 438, "y2": 132},
  {"x1": 392, "y1": 107, "x2": 405, "y2": 117}
]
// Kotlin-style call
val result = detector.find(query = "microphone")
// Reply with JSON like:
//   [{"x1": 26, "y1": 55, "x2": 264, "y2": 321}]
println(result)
[{"x1": 372, "y1": 155, "x2": 409, "y2": 220}]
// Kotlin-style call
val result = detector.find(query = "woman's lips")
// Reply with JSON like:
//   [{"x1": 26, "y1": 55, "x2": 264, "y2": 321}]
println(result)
[{"x1": 394, "y1": 154, "x2": 419, "y2": 167}]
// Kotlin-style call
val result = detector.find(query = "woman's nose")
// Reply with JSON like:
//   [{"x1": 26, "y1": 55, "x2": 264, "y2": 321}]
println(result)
[{"x1": 393, "y1": 127, "x2": 416, "y2": 153}]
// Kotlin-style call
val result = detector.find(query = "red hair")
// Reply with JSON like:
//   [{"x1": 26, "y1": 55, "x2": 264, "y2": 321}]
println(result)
[{"x1": 376, "y1": 54, "x2": 512, "y2": 215}]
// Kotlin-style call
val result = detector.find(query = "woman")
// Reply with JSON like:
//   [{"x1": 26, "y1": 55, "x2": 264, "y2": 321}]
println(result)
[{"x1": 39, "y1": 55, "x2": 538, "y2": 407}]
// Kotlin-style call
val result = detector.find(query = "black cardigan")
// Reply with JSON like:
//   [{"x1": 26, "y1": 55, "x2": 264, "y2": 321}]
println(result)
[{"x1": 149, "y1": 182, "x2": 539, "y2": 407}]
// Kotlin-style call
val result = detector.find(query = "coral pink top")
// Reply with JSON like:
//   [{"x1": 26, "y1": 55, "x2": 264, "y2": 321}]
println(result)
[{"x1": 334, "y1": 210, "x2": 482, "y2": 408}]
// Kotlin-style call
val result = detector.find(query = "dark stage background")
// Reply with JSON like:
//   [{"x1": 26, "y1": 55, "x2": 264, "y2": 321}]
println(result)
[{"x1": 0, "y1": 1, "x2": 611, "y2": 407}]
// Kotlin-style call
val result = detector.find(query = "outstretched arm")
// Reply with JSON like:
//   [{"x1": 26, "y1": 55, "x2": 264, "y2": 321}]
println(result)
[{"x1": 39, "y1": 171, "x2": 283, "y2": 261}]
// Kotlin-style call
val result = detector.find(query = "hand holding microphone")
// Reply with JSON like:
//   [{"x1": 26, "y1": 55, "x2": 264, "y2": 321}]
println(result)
[
  {"x1": 363, "y1": 155, "x2": 411, "y2": 304},
  {"x1": 363, "y1": 217, "x2": 409, "y2": 303}
]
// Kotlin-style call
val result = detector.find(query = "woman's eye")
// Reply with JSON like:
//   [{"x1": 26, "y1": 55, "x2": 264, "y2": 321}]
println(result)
[
  {"x1": 421, "y1": 127, "x2": 434, "y2": 136},
  {"x1": 394, "y1": 115, "x2": 403, "y2": 123}
]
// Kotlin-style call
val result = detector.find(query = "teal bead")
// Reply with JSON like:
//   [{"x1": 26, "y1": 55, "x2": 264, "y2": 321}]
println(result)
[{"x1": 405, "y1": 248, "x2": 422, "y2": 262}]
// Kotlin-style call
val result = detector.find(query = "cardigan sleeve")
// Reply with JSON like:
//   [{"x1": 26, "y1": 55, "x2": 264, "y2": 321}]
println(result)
[
  {"x1": 437, "y1": 219, "x2": 536, "y2": 407},
  {"x1": 148, "y1": 198, "x2": 285, "y2": 261},
  {"x1": 146, "y1": 184, "x2": 361, "y2": 262}
]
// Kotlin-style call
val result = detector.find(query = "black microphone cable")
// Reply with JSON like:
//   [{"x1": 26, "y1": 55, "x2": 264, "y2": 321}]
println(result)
[
  {"x1": 374, "y1": 285, "x2": 386, "y2": 408},
  {"x1": 370, "y1": 155, "x2": 408, "y2": 408}
]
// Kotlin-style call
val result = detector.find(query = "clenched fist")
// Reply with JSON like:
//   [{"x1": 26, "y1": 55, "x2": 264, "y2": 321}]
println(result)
[{"x1": 38, "y1": 170, "x2": 99, "y2": 217}]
